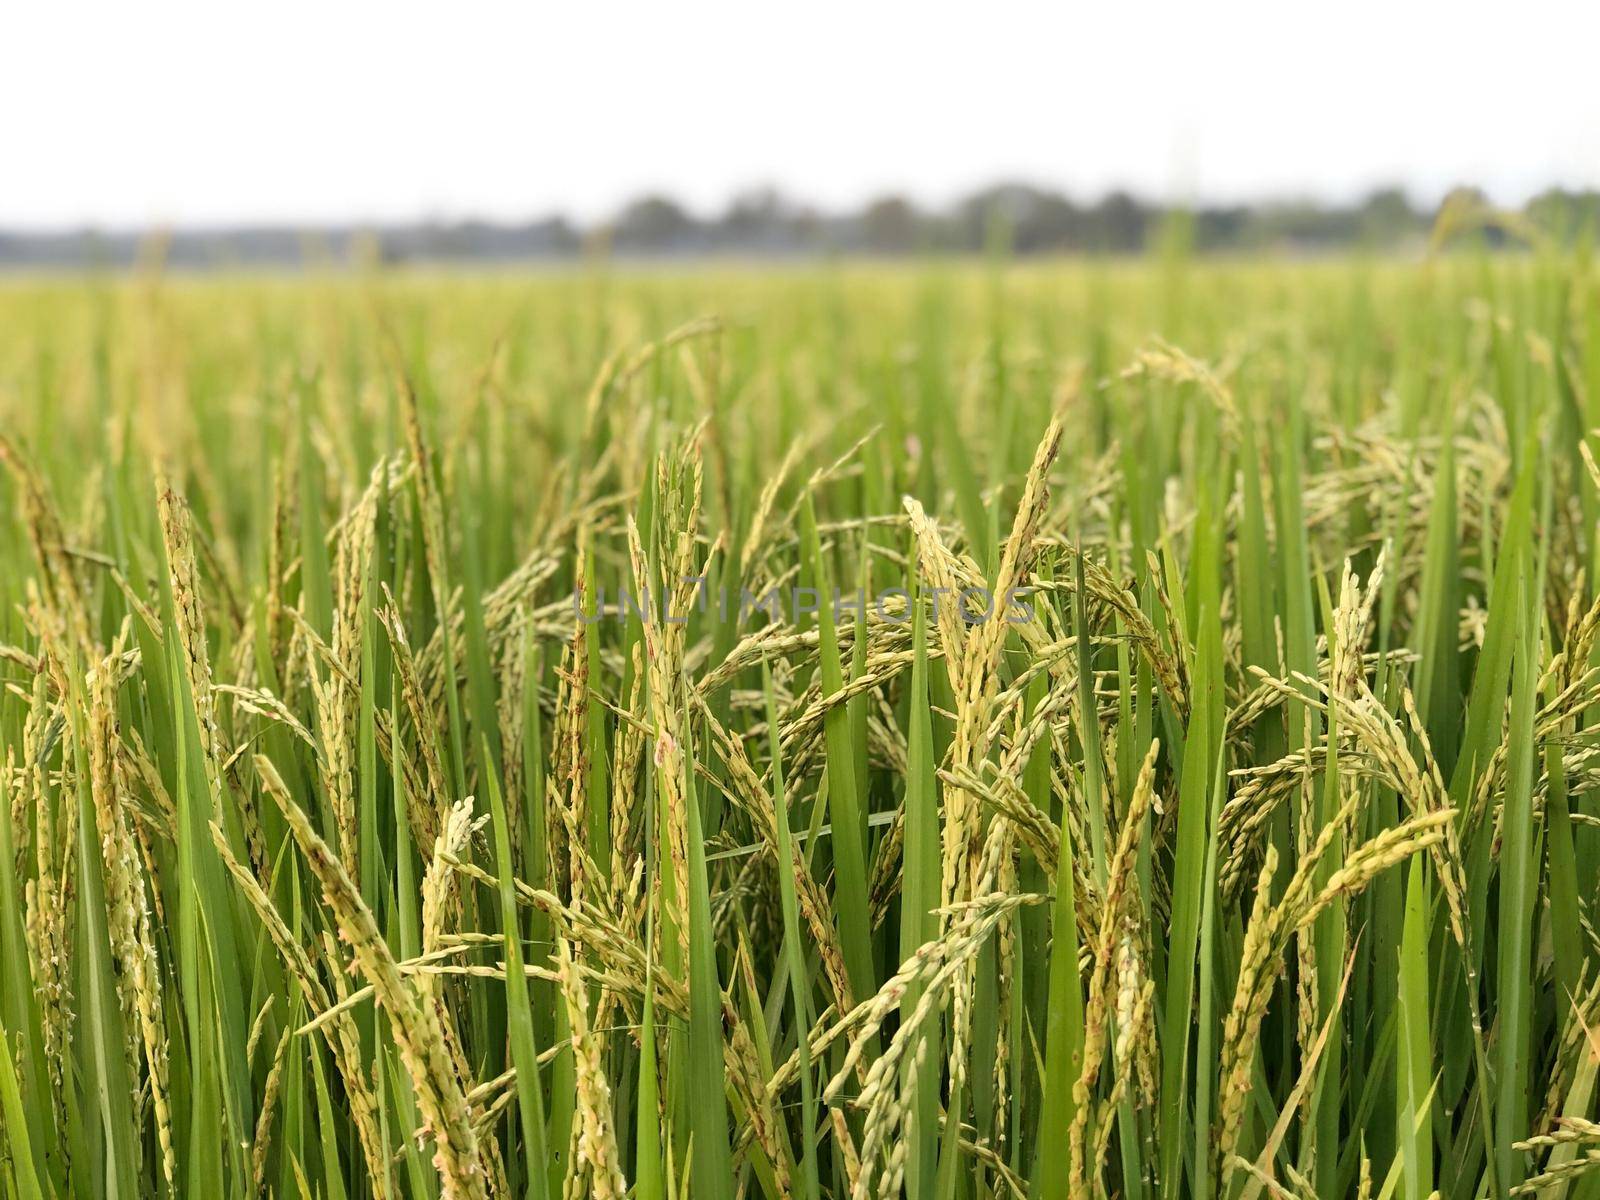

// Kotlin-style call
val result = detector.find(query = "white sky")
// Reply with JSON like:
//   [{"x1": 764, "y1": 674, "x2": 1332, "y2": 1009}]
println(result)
[{"x1": 5, "y1": 0, "x2": 1599, "y2": 230}]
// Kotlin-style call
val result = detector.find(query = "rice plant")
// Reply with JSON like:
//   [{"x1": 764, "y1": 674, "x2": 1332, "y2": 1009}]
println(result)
[{"x1": 1, "y1": 239, "x2": 1598, "y2": 1199}]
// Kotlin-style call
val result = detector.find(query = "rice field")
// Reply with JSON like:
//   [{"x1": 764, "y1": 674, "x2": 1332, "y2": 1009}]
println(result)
[{"x1": 0, "y1": 249, "x2": 1597, "y2": 1199}]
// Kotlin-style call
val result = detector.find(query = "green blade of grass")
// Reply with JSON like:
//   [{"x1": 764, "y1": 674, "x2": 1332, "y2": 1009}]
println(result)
[
  {"x1": 764, "y1": 659, "x2": 822, "y2": 1200},
  {"x1": 681, "y1": 719, "x2": 735, "y2": 1200},
  {"x1": 798, "y1": 494, "x2": 876, "y2": 1000},
  {"x1": 484, "y1": 738, "x2": 550, "y2": 1200}
]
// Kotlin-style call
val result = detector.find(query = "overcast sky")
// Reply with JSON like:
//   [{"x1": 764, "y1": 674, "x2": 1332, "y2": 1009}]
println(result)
[{"x1": 6, "y1": 0, "x2": 1598, "y2": 230}]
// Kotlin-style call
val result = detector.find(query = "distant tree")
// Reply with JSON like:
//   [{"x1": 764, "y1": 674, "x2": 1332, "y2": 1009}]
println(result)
[
  {"x1": 1525, "y1": 187, "x2": 1600, "y2": 240},
  {"x1": 1090, "y1": 191, "x2": 1149, "y2": 253},
  {"x1": 1192, "y1": 205, "x2": 1251, "y2": 251},
  {"x1": 1358, "y1": 187, "x2": 1419, "y2": 245},
  {"x1": 721, "y1": 188, "x2": 783, "y2": 232},
  {"x1": 956, "y1": 183, "x2": 1084, "y2": 253},
  {"x1": 860, "y1": 196, "x2": 920, "y2": 254},
  {"x1": 611, "y1": 195, "x2": 699, "y2": 252},
  {"x1": 1248, "y1": 199, "x2": 1363, "y2": 250},
  {"x1": 538, "y1": 217, "x2": 583, "y2": 255},
  {"x1": 717, "y1": 188, "x2": 803, "y2": 251}
]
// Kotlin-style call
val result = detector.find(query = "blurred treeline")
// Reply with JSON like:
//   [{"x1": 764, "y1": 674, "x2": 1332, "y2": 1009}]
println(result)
[{"x1": 3, "y1": 181, "x2": 1598, "y2": 269}]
